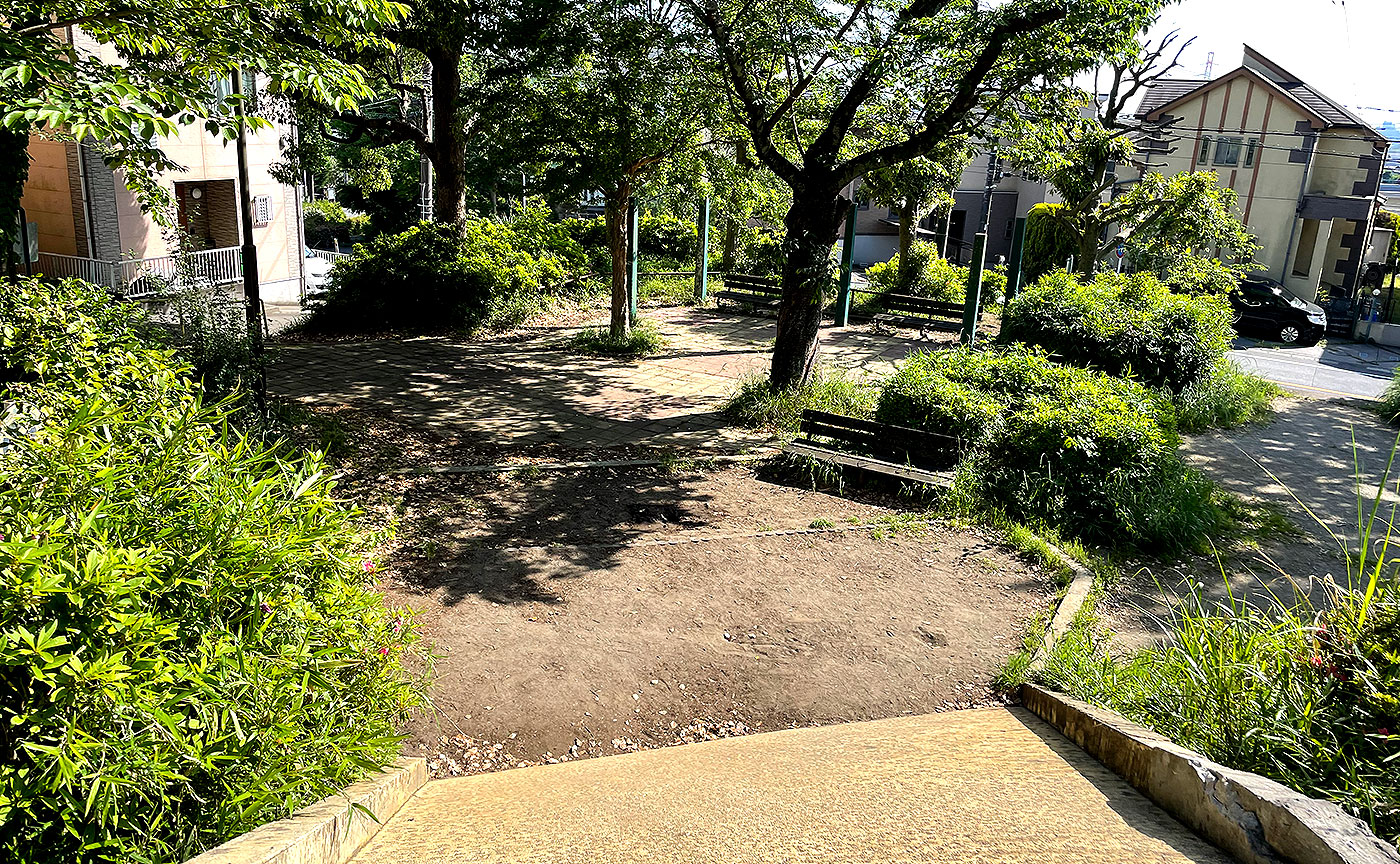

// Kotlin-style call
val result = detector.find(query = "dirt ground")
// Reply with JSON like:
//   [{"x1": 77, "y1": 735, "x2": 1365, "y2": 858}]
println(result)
[{"x1": 363, "y1": 457, "x2": 1052, "y2": 777}]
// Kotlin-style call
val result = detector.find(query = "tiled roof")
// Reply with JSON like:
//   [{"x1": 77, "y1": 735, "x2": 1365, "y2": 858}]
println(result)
[
  {"x1": 1134, "y1": 80, "x2": 1208, "y2": 118},
  {"x1": 1279, "y1": 81, "x2": 1372, "y2": 130}
]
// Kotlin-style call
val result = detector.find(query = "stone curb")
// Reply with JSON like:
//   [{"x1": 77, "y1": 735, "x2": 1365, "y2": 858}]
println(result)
[
  {"x1": 183, "y1": 757, "x2": 427, "y2": 864},
  {"x1": 1019, "y1": 684, "x2": 1400, "y2": 864},
  {"x1": 1027, "y1": 541, "x2": 1095, "y2": 672}
]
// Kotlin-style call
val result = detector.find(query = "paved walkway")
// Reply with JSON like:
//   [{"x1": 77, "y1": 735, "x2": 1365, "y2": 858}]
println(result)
[
  {"x1": 270, "y1": 307, "x2": 937, "y2": 453},
  {"x1": 351, "y1": 709, "x2": 1228, "y2": 864}
]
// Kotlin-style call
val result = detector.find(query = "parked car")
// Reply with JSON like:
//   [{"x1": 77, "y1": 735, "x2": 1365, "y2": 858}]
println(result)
[
  {"x1": 303, "y1": 247, "x2": 333, "y2": 296},
  {"x1": 1228, "y1": 278, "x2": 1327, "y2": 345}
]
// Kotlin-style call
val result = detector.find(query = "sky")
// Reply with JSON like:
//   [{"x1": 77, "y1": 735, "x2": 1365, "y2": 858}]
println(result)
[{"x1": 1144, "y1": 0, "x2": 1398, "y2": 132}]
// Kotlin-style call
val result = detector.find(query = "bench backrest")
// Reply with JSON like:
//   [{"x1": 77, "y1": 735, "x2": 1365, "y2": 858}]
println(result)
[
  {"x1": 798, "y1": 409, "x2": 959, "y2": 469},
  {"x1": 723, "y1": 274, "x2": 781, "y2": 294},
  {"x1": 872, "y1": 292, "x2": 964, "y2": 319}
]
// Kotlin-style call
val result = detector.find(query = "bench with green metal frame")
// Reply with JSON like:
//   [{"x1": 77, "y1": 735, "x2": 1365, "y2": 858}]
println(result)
[{"x1": 715, "y1": 274, "x2": 782, "y2": 315}]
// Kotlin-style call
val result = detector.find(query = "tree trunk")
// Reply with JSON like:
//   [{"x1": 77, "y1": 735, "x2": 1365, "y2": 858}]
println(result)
[
  {"x1": 0, "y1": 125, "x2": 30, "y2": 281},
  {"x1": 770, "y1": 188, "x2": 846, "y2": 390},
  {"x1": 897, "y1": 200, "x2": 915, "y2": 288},
  {"x1": 721, "y1": 217, "x2": 740, "y2": 272},
  {"x1": 605, "y1": 181, "x2": 632, "y2": 339},
  {"x1": 1078, "y1": 228, "x2": 1099, "y2": 278},
  {"x1": 428, "y1": 45, "x2": 467, "y2": 232}
]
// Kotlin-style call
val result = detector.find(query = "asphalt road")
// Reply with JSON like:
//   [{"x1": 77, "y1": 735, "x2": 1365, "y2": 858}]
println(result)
[{"x1": 1229, "y1": 337, "x2": 1400, "y2": 400}]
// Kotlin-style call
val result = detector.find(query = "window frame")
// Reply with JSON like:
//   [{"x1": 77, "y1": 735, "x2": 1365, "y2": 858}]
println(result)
[
  {"x1": 1198, "y1": 135, "x2": 1212, "y2": 163},
  {"x1": 1213, "y1": 136, "x2": 1244, "y2": 167},
  {"x1": 1244, "y1": 138, "x2": 1259, "y2": 168}
]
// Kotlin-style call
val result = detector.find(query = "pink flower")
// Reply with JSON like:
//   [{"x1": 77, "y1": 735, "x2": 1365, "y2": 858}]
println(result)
[
  {"x1": 391, "y1": 617, "x2": 403, "y2": 635},
  {"x1": 260, "y1": 602, "x2": 273, "y2": 615},
  {"x1": 1379, "y1": 728, "x2": 1391, "y2": 737},
  {"x1": 379, "y1": 646, "x2": 390, "y2": 656},
  {"x1": 362, "y1": 560, "x2": 376, "y2": 573},
  {"x1": 1309, "y1": 656, "x2": 1325, "y2": 668}
]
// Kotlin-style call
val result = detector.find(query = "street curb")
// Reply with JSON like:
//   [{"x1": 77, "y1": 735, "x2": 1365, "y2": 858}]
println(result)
[
  {"x1": 1027, "y1": 541, "x2": 1094, "y2": 671},
  {"x1": 1019, "y1": 685, "x2": 1400, "y2": 864},
  {"x1": 183, "y1": 757, "x2": 427, "y2": 864}
]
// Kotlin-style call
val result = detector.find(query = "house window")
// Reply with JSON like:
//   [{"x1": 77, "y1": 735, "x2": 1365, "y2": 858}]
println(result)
[
  {"x1": 1198, "y1": 135, "x2": 1212, "y2": 163},
  {"x1": 1004, "y1": 219, "x2": 1015, "y2": 240},
  {"x1": 1213, "y1": 137, "x2": 1244, "y2": 167},
  {"x1": 1244, "y1": 138, "x2": 1259, "y2": 168},
  {"x1": 252, "y1": 195, "x2": 272, "y2": 226},
  {"x1": 887, "y1": 206, "x2": 899, "y2": 220}
]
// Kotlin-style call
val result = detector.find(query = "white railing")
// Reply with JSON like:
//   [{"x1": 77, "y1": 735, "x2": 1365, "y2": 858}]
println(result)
[
  {"x1": 308, "y1": 248, "x2": 350, "y2": 265},
  {"x1": 36, "y1": 247, "x2": 243, "y2": 298}
]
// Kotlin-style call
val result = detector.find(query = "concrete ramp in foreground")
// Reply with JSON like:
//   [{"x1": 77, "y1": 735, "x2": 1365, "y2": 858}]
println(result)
[{"x1": 351, "y1": 708, "x2": 1230, "y2": 863}]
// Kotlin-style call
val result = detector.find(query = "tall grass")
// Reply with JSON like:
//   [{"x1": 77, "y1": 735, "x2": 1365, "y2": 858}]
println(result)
[
  {"x1": 566, "y1": 320, "x2": 669, "y2": 358},
  {"x1": 1174, "y1": 361, "x2": 1283, "y2": 433},
  {"x1": 721, "y1": 366, "x2": 877, "y2": 433},
  {"x1": 1041, "y1": 437, "x2": 1400, "y2": 847}
]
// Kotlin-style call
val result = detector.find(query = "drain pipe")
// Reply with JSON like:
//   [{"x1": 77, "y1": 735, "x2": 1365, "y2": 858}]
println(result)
[{"x1": 68, "y1": 27, "x2": 99, "y2": 261}]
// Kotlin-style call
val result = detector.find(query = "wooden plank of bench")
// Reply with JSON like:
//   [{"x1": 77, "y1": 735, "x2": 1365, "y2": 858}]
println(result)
[
  {"x1": 781, "y1": 442, "x2": 954, "y2": 487},
  {"x1": 802, "y1": 411, "x2": 959, "y2": 449}
]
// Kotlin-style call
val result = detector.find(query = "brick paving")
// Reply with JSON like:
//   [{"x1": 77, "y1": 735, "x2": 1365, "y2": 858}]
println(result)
[{"x1": 270, "y1": 306, "x2": 944, "y2": 453}]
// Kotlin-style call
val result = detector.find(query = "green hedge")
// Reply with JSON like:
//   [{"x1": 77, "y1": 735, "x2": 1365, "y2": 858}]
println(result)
[
  {"x1": 876, "y1": 348, "x2": 1222, "y2": 549},
  {"x1": 0, "y1": 278, "x2": 425, "y2": 863},
  {"x1": 864, "y1": 241, "x2": 1006, "y2": 308},
  {"x1": 303, "y1": 220, "x2": 565, "y2": 336},
  {"x1": 1000, "y1": 270, "x2": 1234, "y2": 392}
]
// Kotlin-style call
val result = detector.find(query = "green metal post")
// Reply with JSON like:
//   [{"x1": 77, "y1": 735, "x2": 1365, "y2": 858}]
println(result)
[
  {"x1": 835, "y1": 200, "x2": 857, "y2": 327},
  {"x1": 626, "y1": 196, "x2": 639, "y2": 323},
  {"x1": 695, "y1": 196, "x2": 710, "y2": 302},
  {"x1": 1006, "y1": 217, "x2": 1027, "y2": 302},
  {"x1": 961, "y1": 232, "x2": 987, "y2": 346}
]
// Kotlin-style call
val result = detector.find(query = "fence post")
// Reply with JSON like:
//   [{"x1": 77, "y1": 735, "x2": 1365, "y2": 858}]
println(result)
[
  {"x1": 627, "y1": 196, "x2": 639, "y2": 324},
  {"x1": 695, "y1": 196, "x2": 710, "y2": 302},
  {"x1": 1006, "y1": 217, "x2": 1026, "y2": 302},
  {"x1": 961, "y1": 232, "x2": 987, "y2": 346},
  {"x1": 835, "y1": 200, "x2": 857, "y2": 327}
]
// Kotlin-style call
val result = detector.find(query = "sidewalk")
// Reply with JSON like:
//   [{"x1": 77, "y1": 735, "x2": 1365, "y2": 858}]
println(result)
[{"x1": 350, "y1": 709, "x2": 1229, "y2": 864}]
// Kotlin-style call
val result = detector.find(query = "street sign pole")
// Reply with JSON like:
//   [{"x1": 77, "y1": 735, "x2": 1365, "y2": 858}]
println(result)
[
  {"x1": 961, "y1": 232, "x2": 987, "y2": 346},
  {"x1": 835, "y1": 199, "x2": 857, "y2": 327},
  {"x1": 1006, "y1": 217, "x2": 1026, "y2": 302},
  {"x1": 695, "y1": 196, "x2": 710, "y2": 302}
]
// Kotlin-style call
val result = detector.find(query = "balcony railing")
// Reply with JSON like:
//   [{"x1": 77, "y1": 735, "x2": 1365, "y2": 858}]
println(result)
[{"x1": 36, "y1": 247, "x2": 244, "y2": 298}]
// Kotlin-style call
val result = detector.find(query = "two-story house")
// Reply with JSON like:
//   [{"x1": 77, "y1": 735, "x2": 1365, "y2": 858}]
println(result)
[
  {"x1": 18, "y1": 30, "x2": 305, "y2": 303},
  {"x1": 1135, "y1": 46, "x2": 1389, "y2": 303}
]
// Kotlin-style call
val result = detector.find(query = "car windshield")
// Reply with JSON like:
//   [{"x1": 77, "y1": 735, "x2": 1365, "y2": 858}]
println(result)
[{"x1": 1248, "y1": 282, "x2": 1308, "y2": 310}]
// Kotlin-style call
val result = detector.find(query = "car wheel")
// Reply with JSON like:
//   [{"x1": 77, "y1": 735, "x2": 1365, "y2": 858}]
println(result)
[{"x1": 1279, "y1": 324, "x2": 1302, "y2": 344}]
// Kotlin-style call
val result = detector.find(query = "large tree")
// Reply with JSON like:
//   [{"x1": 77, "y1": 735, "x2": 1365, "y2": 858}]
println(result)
[
  {"x1": 0, "y1": 0, "x2": 406, "y2": 232},
  {"x1": 683, "y1": 0, "x2": 1163, "y2": 389}
]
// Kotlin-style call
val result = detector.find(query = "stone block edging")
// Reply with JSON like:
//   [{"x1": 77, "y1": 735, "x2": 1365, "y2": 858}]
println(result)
[
  {"x1": 1020, "y1": 684, "x2": 1399, "y2": 864},
  {"x1": 182, "y1": 757, "x2": 427, "y2": 864},
  {"x1": 1027, "y1": 540, "x2": 1095, "y2": 671}
]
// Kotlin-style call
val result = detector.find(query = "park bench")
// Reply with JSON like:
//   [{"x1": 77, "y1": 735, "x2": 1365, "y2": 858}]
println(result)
[
  {"x1": 715, "y1": 274, "x2": 782, "y2": 315},
  {"x1": 781, "y1": 409, "x2": 958, "y2": 488},
  {"x1": 852, "y1": 289, "x2": 969, "y2": 336}
]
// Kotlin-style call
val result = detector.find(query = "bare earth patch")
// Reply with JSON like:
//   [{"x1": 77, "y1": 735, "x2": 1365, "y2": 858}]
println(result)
[{"x1": 373, "y1": 465, "x2": 1052, "y2": 777}]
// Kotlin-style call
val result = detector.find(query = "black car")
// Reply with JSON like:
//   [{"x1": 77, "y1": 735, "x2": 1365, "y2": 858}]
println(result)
[{"x1": 1228, "y1": 278, "x2": 1327, "y2": 345}]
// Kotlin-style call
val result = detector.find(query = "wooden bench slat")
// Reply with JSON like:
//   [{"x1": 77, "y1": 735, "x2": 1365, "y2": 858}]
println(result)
[
  {"x1": 803, "y1": 410, "x2": 959, "y2": 448},
  {"x1": 781, "y1": 442, "x2": 954, "y2": 487}
]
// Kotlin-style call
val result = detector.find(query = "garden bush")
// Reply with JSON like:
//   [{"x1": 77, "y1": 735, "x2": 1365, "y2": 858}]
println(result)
[
  {"x1": 301, "y1": 199, "x2": 368, "y2": 251},
  {"x1": 1174, "y1": 361, "x2": 1282, "y2": 433},
  {"x1": 302, "y1": 220, "x2": 565, "y2": 336},
  {"x1": 1022, "y1": 203, "x2": 1080, "y2": 282},
  {"x1": 875, "y1": 348, "x2": 1223, "y2": 549},
  {"x1": 1041, "y1": 470, "x2": 1400, "y2": 845},
  {"x1": 0, "y1": 277, "x2": 425, "y2": 863},
  {"x1": 864, "y1": 241, "x2": 1005, "y2": 308},
  {"x1": 1000, "y1": 270, "x2": 1233, "y2": 392}
]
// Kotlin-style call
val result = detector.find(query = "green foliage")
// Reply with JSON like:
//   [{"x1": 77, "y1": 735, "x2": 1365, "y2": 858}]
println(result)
[
  {"x1": 143, "y1": 289, "x2": 261, "y2": 399},
  {"x1": 734, "y1": 227, "x2": 785, "y2": 278},
  {"x1": 1000, "y1": 270, "x2": 1234, "y2": 392},
  {"x1": 566, "y1": 320, "x2": 668, "y2": 358},
  {"x1": 865, "y1": 241, "x2": 1006, "y2": 308},
  {"x1": 559, "y1": 213, "x2": 700, "y2": 273},
  {"x1": 723, "y1": 367, "x2": 876, "y2": 433},
  {"x1": 1042, "y1": 540, "x2": 1399, "y2": 846},
  {"x1": 302, "y1": 221, "x2": 565, "y2": 336},
  {"x1": 876, "y1": 347, "x2": 1223, "y2": 550},
  {"x1": 1174, "y1": 362, "x2": 1282, "y2": 433},
  {"x1": 1375, "y1": 211, "x2": 1400, "y2": 264},
  {"x1": 302, "y1": 199, "x2": 369, "y2": 250},
  {"x1": 1156, "y1": 253, "x2": 1248, "y2": 295},
  {"x1": 1023, "y1": 203, "x2": 1080, "y2": 282},
  {"x1": 640, "y1": 275, "x2": 702, "y2": 307},
  {"x1": 0, "y1": 277, "x2": 425, "y2": 863}
]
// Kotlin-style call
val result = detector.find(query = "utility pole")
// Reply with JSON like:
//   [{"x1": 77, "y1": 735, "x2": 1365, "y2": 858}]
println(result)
[
  {"x1": 232, "y1": 68, "x2": 266, "y2": 415},
  {"x1": 977, "y1": 141, "x2": 1003, "y2": 233}
]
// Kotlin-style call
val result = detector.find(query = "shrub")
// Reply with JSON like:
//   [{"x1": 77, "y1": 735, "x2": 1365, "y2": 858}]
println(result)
[
  {"x1": 638, "y1": 213, "x2": 698, "y2": 262},
  {"x1": 723, "y1": 366, "x2": 876, "y2": 433},
  {"x1": 302, "y1": 199, "x2": 361, "y2": 251},
  {"x1": 639, "y1": 274, "x2": 701, "y2": 306},
  {"x1": 302, "y1": 220, "x2": 565, "y2": 336},
  {"x1": 143, "y1": 288, "x2": 261, "y2": 399},
  {"x1": 1041, "y1": 462, "x2": 1400, "y2": 845},
  {"x1": 735, "y1": 227, "x2": 785, "y2": 278},
  {"x1": 864, "y1": 241, "x2": 1005, "y2": 308},
  {"x1": 876, "y1": 348, "x2": 1223, "y2": 549},
  {"x1": 0, "y1": 277, "x2": 425, "y2": 863},
  {"x1": 1174, "y1": 361, "x2": 1282, "y2": 433},
  {"x1": 1022, "y1": 203, "x2": 1080, "y2": 282},
  {"x1": 511, "y1": 201, "x2": 589, "y2": 275},
  {"x1": 1001, "y1": 270, "x2": 1234, "y2": 392},
  {"x1": 566, "y1": 320, "x2": 668, "y2": 358},
  {"x1": 1379, "y1": 367, "x2": 1400, "y2": 425}
]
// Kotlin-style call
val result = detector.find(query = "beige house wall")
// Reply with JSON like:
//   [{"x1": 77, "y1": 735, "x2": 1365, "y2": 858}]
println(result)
[
  {"x1": 19, "y1": 138, "x2": 79, "y2": 256},
  {"x1": 1143, "y1": 72, "x2": 1378, "y2": 302}
]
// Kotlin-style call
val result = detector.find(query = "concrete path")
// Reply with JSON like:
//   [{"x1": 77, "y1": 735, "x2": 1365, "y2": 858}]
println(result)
[
  {"x1": 1230, "y1": 337, "x2": 1400, "y2": 400},
  {"x1": 351, "y1": 709, "x2": 1228, "y2": 864},
  {"x1": 270, "y1": 307, "x2": 936, "y2": 453}
]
